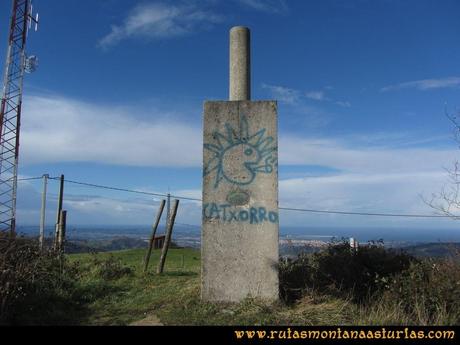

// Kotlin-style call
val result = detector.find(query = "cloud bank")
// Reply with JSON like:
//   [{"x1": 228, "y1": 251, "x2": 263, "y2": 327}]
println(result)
[
  {"x1": 17, "y1": 94, "x2": 459, "y2": 227},
  {"x1": 21, "y1": 95, "x2": 202, "y2": 166},
  {"x1": 237, "y1": 0, "x2": 289, "y2": 14},
  {"x1": 98, "y1": 2, "x2": 222, "y2": 49},
  {"x1": 382, "y1": 77, "x2": 460, "y2": 92}
]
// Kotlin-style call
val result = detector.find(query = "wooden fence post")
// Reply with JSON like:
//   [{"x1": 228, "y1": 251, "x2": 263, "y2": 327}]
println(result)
[
  {"x1": 143, "y1": 200, "x2": 166, "y2": 272},
  {"x1": 39, "y1": 174, "x2": 48, "y2": 250},
  {"x1": 54, "y1": 174, "x2": 64, "y2": 249},
  {"x1": 157, "y1": 199, "x2": 179, "y2": 274},
  {"x1": 57, "y1": 210, "x2": 67, "y2": 253}
]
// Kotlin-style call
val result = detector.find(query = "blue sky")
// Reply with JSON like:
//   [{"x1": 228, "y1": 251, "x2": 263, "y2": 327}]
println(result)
[{"x1": 1, "y1": 0, "x2": 460, "y2": 230}]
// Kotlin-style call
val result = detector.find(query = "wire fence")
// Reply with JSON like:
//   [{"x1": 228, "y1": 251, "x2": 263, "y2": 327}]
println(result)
[
  {"x1": 19, "y1": 175, "x2": 450, "y2": 218},
  {"x1": 15, "y1": 174, "x2": 459, "y2": 249}
]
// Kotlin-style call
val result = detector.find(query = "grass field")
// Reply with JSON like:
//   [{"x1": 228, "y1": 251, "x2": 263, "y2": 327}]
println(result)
[
  {"x1": 69, "y1": 248, "x2": 202, "y2": 325},
  {"x1": 2, "y1": 232, "x2": 458, "y2": 325},
  {"x1": 65, "y1": 247, "x2": 459, "y2": 326},
  {"x1": 68, "y1": 248, "x2": 359, "y2": 325}
]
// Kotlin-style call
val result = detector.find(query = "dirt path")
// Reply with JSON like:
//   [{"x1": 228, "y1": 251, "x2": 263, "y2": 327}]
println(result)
[{"x1": 130, "y1": 314, "x2": 163, "y2": 326}]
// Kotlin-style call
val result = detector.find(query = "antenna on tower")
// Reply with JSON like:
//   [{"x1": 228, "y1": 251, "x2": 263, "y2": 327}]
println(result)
[
  {"x1": 25, "y1": 1, "x2": 39, "y2": 73},
  {"x1": 28, "y1": 1, "x2": 39, "y2": 33},
  {"x1": 25, "y1": 55, "x2": 38, "y2": 73}
]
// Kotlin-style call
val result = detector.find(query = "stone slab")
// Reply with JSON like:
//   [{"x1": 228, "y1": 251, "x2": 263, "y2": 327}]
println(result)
[{"x1": 201, "y1": 100, "x2": 279, "y2": 302}]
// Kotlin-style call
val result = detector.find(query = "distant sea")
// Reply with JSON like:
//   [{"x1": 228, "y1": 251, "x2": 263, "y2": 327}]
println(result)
[{"x1": 15, "y1": 224, "x2": 460, "y2": 249}]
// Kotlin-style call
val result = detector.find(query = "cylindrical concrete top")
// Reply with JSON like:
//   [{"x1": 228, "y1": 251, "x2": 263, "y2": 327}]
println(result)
[{"x1": 229, "y1": 26, "x2": 250, "y2": 101}]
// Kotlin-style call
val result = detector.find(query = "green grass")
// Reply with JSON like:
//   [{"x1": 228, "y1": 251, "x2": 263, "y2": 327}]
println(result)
[
  {"x1": 67, "y1": 248, "x2": 359, "y2": 325},
  {"x1": 4, "y1": 233, "x2": 456, "y2": 325},
  {"x1": 69, "y1": 248, "x2": 201, "y2": 325},
  {"x1": 69, "y1": 247, "x2": 200, "y2": 273},
  {"x1": 66, "y1": 247, "x2": 459, "y2": 325}
]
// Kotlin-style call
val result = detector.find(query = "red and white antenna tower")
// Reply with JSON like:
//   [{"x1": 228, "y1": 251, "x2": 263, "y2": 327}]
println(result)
[{"x1": 0, "y1": 0, "x2": 38, "y2": 235}]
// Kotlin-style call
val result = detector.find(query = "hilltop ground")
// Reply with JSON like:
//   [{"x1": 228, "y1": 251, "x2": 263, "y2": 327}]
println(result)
[
  {"x1": 62, "y1": 247, "x2": 458, "y2": 326},
  {"x1": 1, "y1": 234, "x2": 458, "y2": 325},
  {"x1": 68, "y1": 248, "x2": 360, "y2": 325}
]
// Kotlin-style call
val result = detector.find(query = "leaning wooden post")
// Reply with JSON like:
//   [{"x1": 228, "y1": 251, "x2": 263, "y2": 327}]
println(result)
[
  {"x1": 166, "y1": 192, "x2": 171, "y2": 228},
  {"x1": 54, "y1": 174, "x2": 64, "y2": 249},
  {"x1": 39, "y1": 174, "x2": 49, "y2": 250},
  {"x1": 143, "y1": 200, "x2": 166, "y2": 272},
  {"x1": 57, "y1": 210, "x2": 67, "y2": 253},
  {"x1": 157, "y1": 199, "x2": 179, "y2": 274}
]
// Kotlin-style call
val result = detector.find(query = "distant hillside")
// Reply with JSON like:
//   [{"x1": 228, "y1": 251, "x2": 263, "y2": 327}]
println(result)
[
  {"x1": 64, "y1": 237, "x2": 147, "y2": 253},
  {"x1": 38, "y1": 235, "x2": 460, "y2": 258},
  {"x1": 279, "y1": 240, "x2": 327, "y2": 257},
  {"x1": 280, "y1": 241, "x2": 460, "y2": 258},
  {"x1": 64, "y1": 237, "x2": 182, "y2": 254},
  {"x1": 402, "y1": 242, "x2": 460, "y2": 258}
]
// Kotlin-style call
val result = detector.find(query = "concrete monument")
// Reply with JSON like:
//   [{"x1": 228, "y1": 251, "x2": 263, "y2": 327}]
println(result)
[{"x1": 201, "y1": 26, "x2": 279, "y2": 302}]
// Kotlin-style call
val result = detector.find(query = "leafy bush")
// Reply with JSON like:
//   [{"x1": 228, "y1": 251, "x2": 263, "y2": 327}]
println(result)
[
  {"x1": 279, "y1": 254, "x2": 314, "y2": 302},
  {"x1": 0, "y1": 231, "x2": 81, "y2": 325},
  {"x1": 91, "y1": 254, "x2": 133, "y2": 280},
  {"x1": 384, "y1": 253, "x2": 460, "y2": 324},
  {"x1": 280, "y1": 239, "x2": 415, "y2": 303}
]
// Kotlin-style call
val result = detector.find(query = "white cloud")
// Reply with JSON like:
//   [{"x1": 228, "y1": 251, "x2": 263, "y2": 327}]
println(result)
[
  {"x1": 261, "y1": 83, "x2": 331, "y2": 127},
  {"x1": 381, "y1": 77, "x2": 460, "y2": 92},
  {"x1": 17, "y1": 94, "x2": 460, "y2": 228},
  {"x1": 237, "y1": 0, "x2": 289, "y2": 14},
  {"x1": 276, "y1": 134, "x2": 459, "y2": 227},
  {"x1": 305, "y1": 91, "x2": 326, "y2": 101},
  {"x1": 263, "y1": 83, "x2": 351, "y2": 108},
  {"x1": 261, "y1": 83, "x2": 300, "y2": 104},
  {"x1": 98, "y1": 2, "x2": 222, "y2": 49},
  {"x1": 335, "y1": 100, "x2": 351, "y2": 108},
  {"x1": 279, "y1": 135, "x2": 457, "y2": 174},
  {"x1": 15, "y1": 172, "x2": 204, "y2": 226},
  {"x1": 20, "y1": 94, "x2": 457, "y2": 175},
  {"x1": 171, "y1": 188, "x2": 202, "y2": 202},
  {"x1": 16, "y1": 168, "x2": 457, "y2": 228},
  {"x1": 20, "y1": 95, "x2": 202, "y2": 167},
  {"x1": 66, "y1": 186, "x2": 202, "y2": 223},
  {"x1": 277, "y1": 171, "x2": 457, "y2": 228}
]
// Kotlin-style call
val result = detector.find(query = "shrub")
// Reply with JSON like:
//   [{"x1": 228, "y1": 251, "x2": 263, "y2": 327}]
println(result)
[
  {"x1": 280, "y1": 239, "x2": 416, "y2": 303},
  {"x1": 279, "y1": 255, "x2": 314, "y2": 302},
  {"x1": 0, "y1": 231, "x2": 81, "y2": 325},
  {"x1": 91, "y1": 254, "x2": 133, "y2": 280},
  {"x1": 384, "y1": 253, "x2": 460, "y2": 324}
]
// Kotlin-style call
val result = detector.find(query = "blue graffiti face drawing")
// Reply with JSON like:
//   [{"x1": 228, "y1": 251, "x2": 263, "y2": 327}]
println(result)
[{"x1": 204, "y1": 116, "x2": 277, "y2": 188}]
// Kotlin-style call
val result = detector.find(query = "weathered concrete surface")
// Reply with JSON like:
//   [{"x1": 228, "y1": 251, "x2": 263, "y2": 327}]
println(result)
[
  {"x1": 202, "y1": 100, "x2": 279, "y2": 302},
  {"x1": 229, "y1": 26, "x2": 250, "y2": 101}
]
